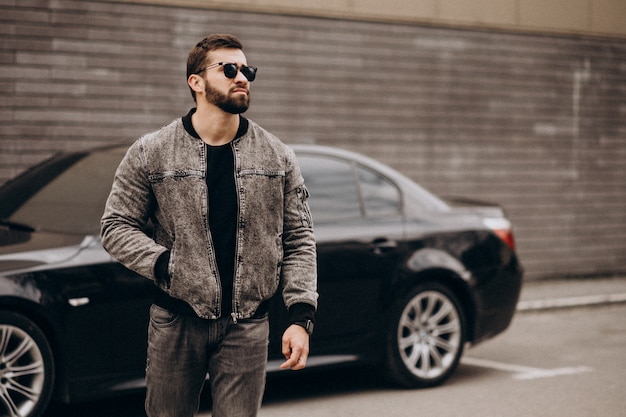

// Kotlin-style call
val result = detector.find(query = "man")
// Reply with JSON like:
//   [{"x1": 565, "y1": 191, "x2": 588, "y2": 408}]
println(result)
[{"x1": 101, "y1": 34, "x2": 318, "y2": 417}]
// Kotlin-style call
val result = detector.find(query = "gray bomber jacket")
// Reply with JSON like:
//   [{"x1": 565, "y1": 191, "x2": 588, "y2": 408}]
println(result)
[{"x1": 100, "y1": 118, "x2": 318, "y2": 320}]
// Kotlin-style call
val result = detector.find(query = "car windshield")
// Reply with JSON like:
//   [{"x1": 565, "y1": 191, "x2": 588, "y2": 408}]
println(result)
[{"x1": 0, "y1": 147, "x2": 127, "y2": 235}]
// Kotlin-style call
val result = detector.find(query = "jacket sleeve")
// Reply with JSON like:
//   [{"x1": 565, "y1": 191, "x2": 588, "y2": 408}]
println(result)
[
  {"x1": 280, "y1": 147, "x2": 318, "y2": 311},
  {"x1": 100, "y1": 140, "x2": 168, "y2": 281}
]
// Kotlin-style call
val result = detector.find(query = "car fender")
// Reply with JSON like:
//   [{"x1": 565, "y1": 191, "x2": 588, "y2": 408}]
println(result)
[
  {"x1": 396, "y1": 247, "x2": 478, "y2": 341},
  {"x1": 405, "y1": 247, "x2": 472, "y2": 282}
]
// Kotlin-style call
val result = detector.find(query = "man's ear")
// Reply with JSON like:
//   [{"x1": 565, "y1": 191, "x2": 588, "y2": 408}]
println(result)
[{"x1": 188, "y1": 74, "x2": 204, "y2": 95}]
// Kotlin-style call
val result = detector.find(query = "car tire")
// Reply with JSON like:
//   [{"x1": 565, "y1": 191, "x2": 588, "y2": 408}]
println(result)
[
  {"x1": 0, "y1": 311, "x2": 55, "y2": 417},
  {"x1": 384, "y1": 282, "x2": 466, "y2": 388}
]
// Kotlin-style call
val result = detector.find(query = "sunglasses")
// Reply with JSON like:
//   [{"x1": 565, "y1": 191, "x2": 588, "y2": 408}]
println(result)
[{"x1": 197, "y1": 62, "x2": 257, "y2": 82}]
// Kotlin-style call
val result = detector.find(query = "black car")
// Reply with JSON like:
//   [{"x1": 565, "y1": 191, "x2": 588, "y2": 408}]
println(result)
[{"x1": 0, "y1": 144, "x2": 522, "y2": 417}]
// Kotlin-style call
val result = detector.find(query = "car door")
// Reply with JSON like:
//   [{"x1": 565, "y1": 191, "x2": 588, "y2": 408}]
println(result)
[
  {"x1": 270, "y1": 152, "x2": 405, "y2": 356},
  {"x1": 47, "y1": 245, "x2": 152, "y2": 395},
  {"x1": 107, "y1": 261, "x2": 154, "y2": 377}
]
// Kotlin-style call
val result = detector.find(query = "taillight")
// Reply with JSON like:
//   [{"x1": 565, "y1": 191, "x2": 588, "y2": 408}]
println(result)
[
  {"x1": 483, "y1": 218, "x2": 516, "y2": 250},
  {"x1": 492, "y1": 228, "x2": 516, "y2": 250}
]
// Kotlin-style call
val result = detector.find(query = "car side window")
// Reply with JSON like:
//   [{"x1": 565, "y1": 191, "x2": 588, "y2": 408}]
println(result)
[
  {"x1": 357, "y1": 165, "x2": 402, "y2": 218},
  {"x1": 297, "y1": 155, "x2": 361, "y2": 223},
  {"x1": 297, "y1": 153, "x2": 402, "y2": 223}
]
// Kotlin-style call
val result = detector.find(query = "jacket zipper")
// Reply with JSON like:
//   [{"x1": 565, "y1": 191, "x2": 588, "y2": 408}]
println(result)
[{"x1": 231, "y1": 142, "x2": 240, "y2": 325}]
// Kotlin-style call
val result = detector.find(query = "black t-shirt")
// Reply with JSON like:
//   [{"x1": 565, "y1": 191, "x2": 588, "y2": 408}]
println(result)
[{"x1": 182, "y1": 108, "x2": 248, "y2": 317}]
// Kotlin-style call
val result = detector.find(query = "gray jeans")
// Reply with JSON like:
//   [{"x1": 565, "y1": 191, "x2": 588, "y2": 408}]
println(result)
[{"x1": 145, "y1": 304, "x2": 269, "y2": 417}]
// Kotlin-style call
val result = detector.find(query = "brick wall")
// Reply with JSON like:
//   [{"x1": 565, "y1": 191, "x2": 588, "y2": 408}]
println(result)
[{"x1": 1, "y1": 1, "x2": 625, "y2": 279}]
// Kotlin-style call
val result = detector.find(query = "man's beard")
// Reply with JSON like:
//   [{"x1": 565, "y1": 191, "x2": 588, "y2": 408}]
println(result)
[{"x1": 205, "y1": 82, "x2": 249, "y2": 114}]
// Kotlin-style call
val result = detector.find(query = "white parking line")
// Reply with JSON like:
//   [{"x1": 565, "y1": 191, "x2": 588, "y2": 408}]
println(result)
[{"x1": 461, "y1": 357, "x2": 593, "y2": 380}]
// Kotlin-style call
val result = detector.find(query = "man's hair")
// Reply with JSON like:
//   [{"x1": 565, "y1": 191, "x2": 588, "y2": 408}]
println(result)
[{"x1": 187, "y1": 34, "x2": 244, "y2": 101}]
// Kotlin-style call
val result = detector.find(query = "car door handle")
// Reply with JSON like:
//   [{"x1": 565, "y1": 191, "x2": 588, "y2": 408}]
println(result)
[{"x1": 369, "y1": 238, "x2": 397, "y2": 255}]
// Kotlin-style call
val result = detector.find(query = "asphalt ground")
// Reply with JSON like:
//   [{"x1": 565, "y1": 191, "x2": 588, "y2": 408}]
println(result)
[{"x1": 517, "y1": 275, "x2": 626, "y2": 312}]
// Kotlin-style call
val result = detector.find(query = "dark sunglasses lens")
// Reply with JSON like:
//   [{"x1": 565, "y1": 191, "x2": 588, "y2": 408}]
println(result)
[
  {"x1": 242, "y1": 66, "x2": 256, "y2": 82},
  {"x1": 223, "y1": 64, "x2": 238, "y2": 79},
  {"x1": 222, "y1": 64, "x2": 256, "y2": 81}
]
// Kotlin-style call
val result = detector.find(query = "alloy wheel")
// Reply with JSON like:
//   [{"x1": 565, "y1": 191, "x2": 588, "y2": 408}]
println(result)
[
  {"x1": 0, "y1": 322, "x2": 48, "y2": 417},
  {"x1": 396, "y1": 289, "x2": 463, "y2": 381}
]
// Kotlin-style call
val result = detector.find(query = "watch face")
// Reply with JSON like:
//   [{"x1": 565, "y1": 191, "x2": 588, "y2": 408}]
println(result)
[{"x1": 295, "y1": 320, "x2": 313, "y2": 335}]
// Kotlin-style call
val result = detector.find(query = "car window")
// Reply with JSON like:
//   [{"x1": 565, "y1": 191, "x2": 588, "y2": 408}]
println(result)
[
  {"x1": 297, "y1": 155, "x2": 361, "y2": 222},
  {"x1": 297, "y1": 154, "x2": 402, "y2": 223},
  {"x1": 357, "y1": 165, "x2": 401, "y2": 217}
]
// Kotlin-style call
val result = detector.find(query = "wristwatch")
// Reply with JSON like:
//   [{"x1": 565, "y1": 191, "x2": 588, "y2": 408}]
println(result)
[{"x1": 294, "y1": 319, "x2": 314, "y2": 335}]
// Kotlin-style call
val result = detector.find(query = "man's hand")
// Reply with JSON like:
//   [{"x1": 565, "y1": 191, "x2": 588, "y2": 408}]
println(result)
[{"x1": 279, "y1": 324, "x2": 310, "y2": 370}]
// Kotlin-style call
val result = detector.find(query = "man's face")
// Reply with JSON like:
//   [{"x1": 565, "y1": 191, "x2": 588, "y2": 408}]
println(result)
[{"x1": 201, "y1": 48, "x2": 250, "y2": 114}]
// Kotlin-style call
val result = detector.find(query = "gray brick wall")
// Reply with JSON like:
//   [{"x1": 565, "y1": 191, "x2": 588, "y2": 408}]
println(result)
[{"x1": 1, "y1": 1, "x2": 625, "y2": 279}]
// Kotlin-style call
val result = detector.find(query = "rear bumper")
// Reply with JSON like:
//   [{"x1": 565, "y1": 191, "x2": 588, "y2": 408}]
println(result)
[{"x1": 471, "y1": 259, "x2": 523, "y2": 344}]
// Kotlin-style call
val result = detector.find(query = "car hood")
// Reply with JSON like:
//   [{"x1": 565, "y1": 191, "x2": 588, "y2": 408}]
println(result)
[{"x1": 0, "y1": 231, "x2": 107, "y2": 273}]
